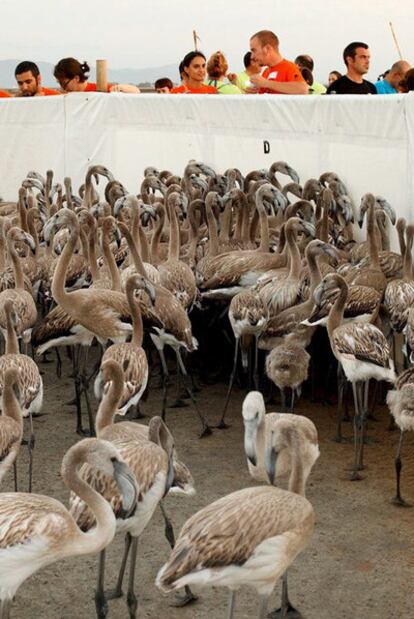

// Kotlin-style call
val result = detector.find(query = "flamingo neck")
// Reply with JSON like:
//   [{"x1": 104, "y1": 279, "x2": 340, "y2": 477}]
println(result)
[
  {"x1": 51, "y1": 227, "x2": 79, "y2": 309},
  {"x1": 367, "y1": 204, "x2": 380, "y2": 268},
  {"x1": 88, "y1": 225, "x2": 100, "y2": 282},
  {"x1": 306, "y1": 247, "x2": 322, "y2": 294},
  {"x1": 127, "y1": 283, "x2": 143, "y2": 347},
  {"x1": 95, "y1": 377, "x2": 123, "y2": 435},
  {"x1": 2, "y1": 381, "x2": 22, "y2": 427},
  {"x1": 18, "y1": 194, "x2": 28, "y2": 233},
  {"x1": 120, "y1": 224, "x2": 146, "y2": 276},
  {"x1": 7, "y1": 237, "x2": 24, "y2": 290},
  {"x1": 287, "y1": 227, "x2": 301, "y2": 279},
  {"x1": 64, "y1": 449, "x2": 116, "y2": 554},
  {"x1": 167, "y1": 199, "x2": 180, "y2": 262},
  {"x1": 327, "y1": 279, "x2": 347, "y2": 338},
  {"x1": 206, "y1": 200, "x2": 219, "y2": 257},
  {"x1": 150, "y1": 206, "x2": 165, "y2": 265},
  {"x1": 403, "y1": 229, "x2": 414, "y2": 281},
  {"x1": 256, "y1": 192, "x2": 270, "y2": 253},
  {"x1": 101, "y1": 234, "x2": 121, "y2": 291},
  {"x1": 288, "y1": 445, "x2": 306, "y2": 496},
  {"x1": 131, "y1": 205, "x2": 150, "y2": 263},
  {"x1": 5, "y1": 310, "x2": 19, "y2": 355}
]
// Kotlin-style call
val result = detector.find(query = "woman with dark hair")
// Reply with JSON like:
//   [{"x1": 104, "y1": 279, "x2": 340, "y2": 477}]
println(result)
[
  {"x1": 206, "y1": 51, "x2": 241, "y2": 94},
  {"x1": 54, "y1": 58, "x2": 140, "y2": 93},
  {"x1": 171, "y1": 52, "x2": 216, "y2": 94},
  {"x1": 328, "y1": 70, "x2": 342, "y2": 86},
  {"x1": 400, "y1": 68, "x2": 414, "y2": 92}
]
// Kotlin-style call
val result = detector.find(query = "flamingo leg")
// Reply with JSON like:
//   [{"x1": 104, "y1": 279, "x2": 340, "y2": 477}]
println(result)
[
  {"x1": 333, "y1": 364, "x2": 351, "y2": 443},
  {"x1": 392, "y1": 430, "x2": 410, "y2": 506},
  {"x1": 106, "y1": 533, "x2": 132, "y2": 600},
  {"x1": 158, "y1": 503, "x2": 197, "y2": 607},
  {"x1": 94, "y1": 549, "x2": 108, "y2": 619},
  {"x1": 157, "y1": 348, "x2": 169, "y2": 421},
  {"x1": 169, "y1": 353, "x2": 188, "y2": 408},
  {"x1": 280, "y1": 388, "x2": 287, "y2": 412},
  {"x1": 253, "y1": 335, "x2": 259, "y2": 390},
  {"x1": 0, "y1": 598, "x2": 11, "y2": 619},
  {"x1": 126, "y1": 537, "x2": 139, "y2": 618},
  {"x1": 227, "y1": 591, "x2": 237, "y2": 619},
  {"x1": 13, "y1": 461, "x2": 18, "y2": 492},
  {"x1": 268, "y1": 571, "x2": 303, "y2": 618},
  {"x1": 290, "y1": 388, "x2": 295, "y2": 413},
  {"x1": 55, "y1": 347, "x2": 62, "y2": 379},
  {"x1": 176, "y1": 349, "x2": 212, "y2": 437},
  {"x1": 258, "y1": 593, "x2": 271, "y2": 619},
  {"x1": 27, "y1": 411, "x2": 35, "y2": 493},
  {"x1": 350, "y1": 381, "x2": 363, "y2": 481},
  {"x1": 217, "y1": 337, "x2": 239, "y2": 429}
]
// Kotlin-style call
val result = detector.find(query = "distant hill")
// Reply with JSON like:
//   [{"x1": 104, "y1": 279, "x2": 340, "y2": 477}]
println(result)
[{"x1": 0, "y1": 60, "x2": 179, "y2": 88}]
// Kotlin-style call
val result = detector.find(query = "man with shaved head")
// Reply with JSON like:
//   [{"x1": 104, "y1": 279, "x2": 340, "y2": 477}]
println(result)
[
  {"x1": 376, "y1": 60, "x2": 411, "y2": 94},
  {"x1": 248, "y1": 30, "x2": 308, "y2": 94}
]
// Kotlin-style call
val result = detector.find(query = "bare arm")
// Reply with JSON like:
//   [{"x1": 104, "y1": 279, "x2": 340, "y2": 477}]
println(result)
[
  {"x1": 249, "y1": 74, "x2": 308, "y2": 95},
  {"x1": 110, "y1": 84, "x2": 141, "y2": 94}
]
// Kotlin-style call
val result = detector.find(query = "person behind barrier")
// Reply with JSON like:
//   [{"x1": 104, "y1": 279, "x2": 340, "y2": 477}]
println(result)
[
  {"x1": 155, "y1": 78, "x2": 173, "y2": 93},
  {"x1": 247, "y1": 30, "x2": 307, "y2": 94},
  {"x1": 15, "y1": 61, "x2": 60, "y2": 97},
  {"x1": 328, "y1": 70, "x2": 342, "y2": 87},
  {"x1": 53, "y1": 58, "x2": 140, "y2": 93},
  {"x1": 171, "y1": 52, "x2": 216, "y2": 94},
  {"x1": 206, "y1": 51, "x2": 242, "y2": 94},
  {"x1": 375, "y1": 60, "x2": 411, "y2": 94},
  {"x1": 326, "y1": 42, "x2": 376, "y2": 94},
  {"x1": 228, "y1": 51, "x2": 261, "y2": 93},
  {"x1": 400, "y1": 68, "x2": 414, "y2": 93},
  {"x1": 295, "y1": 54, "x2": 326, "y2": 94},
  {"x1": 300, "y1": 67, "x2": 314, "y2": 92}
]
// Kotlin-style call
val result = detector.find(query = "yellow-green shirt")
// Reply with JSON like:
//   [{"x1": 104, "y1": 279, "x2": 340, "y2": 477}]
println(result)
[
  {"x1": 206, "y1": 79, "x2": 242, "y2": 94},
  {"x1": 309, "y1": 81, "x2": 327, "y2": 95}
]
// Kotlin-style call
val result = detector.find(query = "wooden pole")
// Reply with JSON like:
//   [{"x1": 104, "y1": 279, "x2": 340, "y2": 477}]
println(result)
[
  {"x1": 193, "y1": 30, "x2": 200, "y2": 51},
  {"x1": 96, "y1": 59, "x2": 108, "y2": 92},
  {"x1": 389, "y1": 22, "x2": 403, "y2": 60}
]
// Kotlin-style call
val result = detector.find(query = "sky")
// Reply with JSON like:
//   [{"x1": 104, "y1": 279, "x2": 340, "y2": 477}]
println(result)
[{"x1": 1, "y1": 0, "x2": 413, "y2": 82}]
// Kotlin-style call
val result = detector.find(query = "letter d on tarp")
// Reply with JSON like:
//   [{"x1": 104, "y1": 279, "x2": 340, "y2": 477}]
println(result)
[{"x1": 263, "y1": 140, "x2": 270, "y2": 154}]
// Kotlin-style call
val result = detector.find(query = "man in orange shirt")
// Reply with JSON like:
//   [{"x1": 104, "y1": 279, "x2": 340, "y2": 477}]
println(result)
[
  {"x1": 248, "y1": 30, "x2": 308, "y2": 95},
  {"x1": 15, "y1": 61, "x2": 60, "y2": 97},
  {"x1": 0, "y1": 90, "x2": 11, "y2": 98},
  {"x1": 171, "y1": 52, "x2": 216, "y2": 94}
]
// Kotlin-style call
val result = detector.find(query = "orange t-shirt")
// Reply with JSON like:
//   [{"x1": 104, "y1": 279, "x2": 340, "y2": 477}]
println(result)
[
  {"x1": 40, "y1": 87, "x2": 61, "y2": 96},
  {"x1": 83, "y1": 82, "x2": 112, "y2": 92},
  {"x1": 260, "y1": 60, "x2": 304, "y2": 94},
  {"x1": 171, "y1": 84, "x2": 217, "y2": 94},
  {"x1": 0, "y1": 90, "x2": 11, "y2": 98}
]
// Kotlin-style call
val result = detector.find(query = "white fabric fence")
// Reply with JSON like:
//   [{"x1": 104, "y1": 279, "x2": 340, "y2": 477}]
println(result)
[{"x1": 1, "y1": 92, "x2": 413, "y2": 231}]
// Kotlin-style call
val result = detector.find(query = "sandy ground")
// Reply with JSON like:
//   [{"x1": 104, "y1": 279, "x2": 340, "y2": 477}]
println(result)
[{"x1": 3, "y1": 348, "x2": 414, "y2": 619}]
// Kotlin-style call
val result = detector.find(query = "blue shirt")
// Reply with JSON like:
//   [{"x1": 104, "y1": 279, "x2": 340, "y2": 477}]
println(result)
[{"x1": 375, "y1": 80, "x2": 397, "y2": 94}]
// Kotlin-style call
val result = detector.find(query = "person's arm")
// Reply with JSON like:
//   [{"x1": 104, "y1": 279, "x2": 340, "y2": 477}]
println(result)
[
  {"x1": 249, "y1": 74, "x2": 308, "y2": 94},
  {"x1": 109, "y1": 84, "x2": 141, "y2": 93}
]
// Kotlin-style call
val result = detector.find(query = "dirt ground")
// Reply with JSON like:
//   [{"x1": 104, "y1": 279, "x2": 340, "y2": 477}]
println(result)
[{"x1": 4, "y1": 347, "x2": 414, "y2": 619}]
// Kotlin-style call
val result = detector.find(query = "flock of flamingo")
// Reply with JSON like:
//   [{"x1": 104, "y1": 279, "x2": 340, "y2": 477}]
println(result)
[{"x1": 0, "y1": 160, "x2": 412, "y2": 619}]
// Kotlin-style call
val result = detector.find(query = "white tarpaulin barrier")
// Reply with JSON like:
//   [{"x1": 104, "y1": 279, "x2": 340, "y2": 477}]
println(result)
[{"x1": 0, "y1": 92, "x2": 413, "y2": 228}]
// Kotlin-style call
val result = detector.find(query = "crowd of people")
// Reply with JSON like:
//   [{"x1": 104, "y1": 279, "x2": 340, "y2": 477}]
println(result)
[{"x1": 0, "y1": 30, "x2": 413, "y2": 99}]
